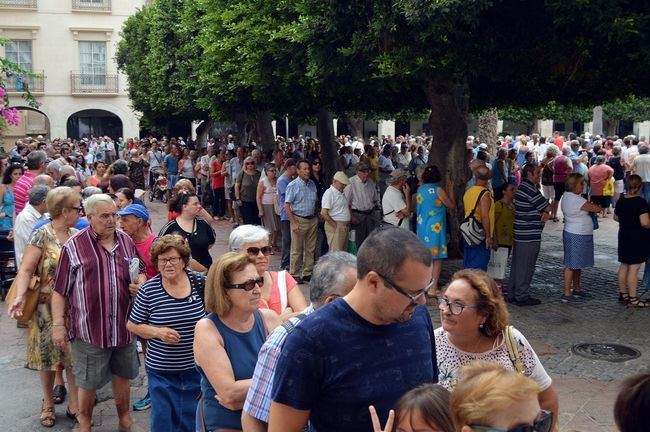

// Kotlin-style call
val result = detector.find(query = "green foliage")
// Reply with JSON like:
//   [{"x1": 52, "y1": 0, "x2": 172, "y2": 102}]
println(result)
[{"x1": 603, "y1": 95, "x2": 650, "y2": 122}]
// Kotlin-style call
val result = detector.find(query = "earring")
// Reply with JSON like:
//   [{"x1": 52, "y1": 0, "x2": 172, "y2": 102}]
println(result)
[{"x1": 479, "y1": 323, "x2": 484, "y2": 329}]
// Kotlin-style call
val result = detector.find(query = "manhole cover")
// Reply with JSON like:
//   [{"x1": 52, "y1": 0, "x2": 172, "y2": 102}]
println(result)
[{"x1": 571, "y1": 343, "x2": 641, "y2": 363}]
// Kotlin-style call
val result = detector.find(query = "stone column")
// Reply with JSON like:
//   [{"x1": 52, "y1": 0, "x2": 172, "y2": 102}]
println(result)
[
  {"x1": 592, "y1": 106, "x2": 603, "y2": 135},
  {"x1": 377, "y1": 120, "x2": 395, "y2": 139}
]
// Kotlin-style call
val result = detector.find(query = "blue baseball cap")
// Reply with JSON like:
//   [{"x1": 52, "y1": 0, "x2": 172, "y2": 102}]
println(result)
[{"x1": 117, "y1": 204, "x2": 149, "y2": 221}]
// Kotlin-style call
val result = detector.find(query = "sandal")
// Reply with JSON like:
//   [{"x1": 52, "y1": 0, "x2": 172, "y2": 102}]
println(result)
[
  {"x1": 618, "y1": 292, "x2": 630, "y2": 303},
  {"x1": 40, "y1": 404, "x2": 56, "y2": 428},
  {"x1": 52, "y1": 384, "x2": 66, "y2": 404},
  {"x1": 627, "y1": 296, "x2": 650, "y2": 308}
]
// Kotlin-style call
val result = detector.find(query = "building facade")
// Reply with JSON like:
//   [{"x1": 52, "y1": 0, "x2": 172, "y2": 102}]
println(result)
[{"x1": 1, "y1": 0, "x2": 149, "y2": 141}]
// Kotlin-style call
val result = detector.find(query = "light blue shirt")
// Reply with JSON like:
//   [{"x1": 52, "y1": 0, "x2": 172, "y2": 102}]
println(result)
[
  {"x1": 285, "y1": 177, "x2": 318, "y2": 218},
  {"x1": 277, "y1": 174, "x2": 292, "y2": 221}
]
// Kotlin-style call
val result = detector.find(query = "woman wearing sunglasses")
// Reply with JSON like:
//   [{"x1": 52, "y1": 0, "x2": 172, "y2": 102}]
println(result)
[
  {"x1": 127, "y1": 234, "x2": 206, "y2": 432},
  {"x1": 229, "y1": 225, "x2": 308, "y2": 320},
  {"x1": 194, "y1": 252, "x2": 281, "y2": 432},
  {"x1": 235, "y1": 156, "x2": 261, "y2": 225},
  {"x1": 451, "y1": 361, "x2": 553, "y2": 432},
  {"x1": 434, "y1": 270, "x2": 558, "y2": 430}
]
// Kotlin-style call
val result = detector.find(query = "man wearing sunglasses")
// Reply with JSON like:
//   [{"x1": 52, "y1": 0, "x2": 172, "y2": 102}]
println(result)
[{"x1": 269, "y1": 227, "x2": 438, "y2": 432}]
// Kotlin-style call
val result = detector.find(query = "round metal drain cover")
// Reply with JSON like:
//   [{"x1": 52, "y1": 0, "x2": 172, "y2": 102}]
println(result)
[{"x1": 572, "y1": 343, "x2": 641, "y2": 363}]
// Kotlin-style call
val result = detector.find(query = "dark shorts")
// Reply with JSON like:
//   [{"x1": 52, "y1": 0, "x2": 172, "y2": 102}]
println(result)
[
  {"x1": 72, "y1": 340, "x2": 140, "y2": 390},
  {"x1": 553, "y1": 182, "x2": 566, "y2": 201},
  {"x1": 590, "y1": 195, "x2": 610, "y2": 208}
]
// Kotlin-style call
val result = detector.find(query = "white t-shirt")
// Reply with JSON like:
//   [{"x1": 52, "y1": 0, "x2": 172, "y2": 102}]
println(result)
[
  {"x1": 634, "y1": 154, "x2": 650, "y2": 182},
  {"x1": 434, "y1": 327, "x2": 552, "y2": 392},
  {"x1": 561, "y1": 192, "x2": 593, "y2": 235},
  {"x1": 321, "y1": 186, "x2": 350, "y2": 222},
  {"x1": 381, "y1": 186, "x2": 408, "y2": 229}
]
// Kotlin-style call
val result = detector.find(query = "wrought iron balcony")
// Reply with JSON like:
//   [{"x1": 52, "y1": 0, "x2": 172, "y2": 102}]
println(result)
[
  {"x1": 4, "y1": 70, "x2": 44, "y2": 93},
  {"x1": 71, "y1": 0, "x2": 111, "y2": 12},
  {"x1": 0, "y1": 0, "x2": 37, "y2": 8},
  {"x1": 70, "y1": 72, "x2": 118, "y2": 94}
]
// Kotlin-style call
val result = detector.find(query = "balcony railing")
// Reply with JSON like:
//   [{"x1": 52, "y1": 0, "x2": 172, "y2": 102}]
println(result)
[
  {"x1": 70, "y1": 72, "x2": 118, "y2": 94},
  {"x1": 4, "y1": 70, "x2": 45, "y2": 93},
  {"x1": 71, "y1": 0, "x2": 110, "y2": 11},
  {"x1": 0, "y1": 0, "x2": 37, "y2": 8}
]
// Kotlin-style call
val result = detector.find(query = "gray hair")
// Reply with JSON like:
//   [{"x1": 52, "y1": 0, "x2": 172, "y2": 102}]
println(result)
[
  {"x1": 228, "y1": 224, "x2": 269, "y2": 251},
  {"x1": 562, "y1": 147, "x2": 571, "y2": 156},
  {"x1": 596, "y1": 155, "x2": 606, "y2": 164},
  {"x1": 612, "y1": 146, "x2": 621, "y2": 156},
  {"x1": 46, "y1": 159, "x2": 63, "y2": 174},
  {"x1": 357, "y1": 227, "x2": 432, "y2": 279},
  {"x1": 26, "y1": 150, "x2": 47, "y2": 170},
  {"x1": 28, "y1": 184, "x2": 50, "y2": 206},
  {"x1": 310, "y1": 252, "x2": 357, "y2": 304},
  {"x1": 84, "y1": 193, "x2": 115, "y2": 215},
  {"x1": 82, "y1": 186, "x2": 102, "y2": 200}
]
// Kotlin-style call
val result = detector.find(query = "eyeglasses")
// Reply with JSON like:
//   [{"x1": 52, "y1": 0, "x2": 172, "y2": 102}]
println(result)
[
  {"x1": 245, "y1": 162, "x2": 255, "y2": 166},
  {"x1": 471, "y1": 410, "x2": 553, "y2": 432},
  {"x1": 246, "y1": 246, "x2": 273, "y2": 256},
  {"x1": 435, "y1": 296, "x2": 479, "y2": 316},
  {"x1": 158, "y1": 256, "x2": 182, "y2": 266},
  {"x1": 312, "y1": 161, "x2": 321, "y2": 165},
  {"x1": 376, "y1": 272, "x2": 435, "y2": 304},
  {"x1": 227, "y1": 277, "x2": 264, "y2": 291}
]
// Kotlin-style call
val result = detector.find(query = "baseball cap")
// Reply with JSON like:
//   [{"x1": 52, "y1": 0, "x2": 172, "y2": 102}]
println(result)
[
  {"x1": 333, "y1": 171, "x2": 350, "y2": 185},
  {"x1": 478, "y1": 143, "x2": 488, "y2": 150},
  {"x1": 117, "y1": 204, "x2": 149, "y2": 221}
]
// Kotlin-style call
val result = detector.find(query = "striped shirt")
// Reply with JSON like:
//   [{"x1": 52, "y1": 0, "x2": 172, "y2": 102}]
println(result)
[
  {"x1": 513, "y1": 179, "x2": 548, "y2": 242},
  {"x1": 13, "y1": 171, "x2": 36, "y2": 216},
  {"x1": 54, "y1": 228, "x2": 145, "y2": 348},
  {"x1": 128, "y1": 271, "x2": 206, "y2": 372},
  {"x1": 243, "y1": 304, "x2": 314, "y2": 422}
]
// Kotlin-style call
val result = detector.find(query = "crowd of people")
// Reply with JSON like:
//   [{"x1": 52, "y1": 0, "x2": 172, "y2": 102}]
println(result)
[{"x1": 0, "y1": 130, "x2": 648, "y2": 432}]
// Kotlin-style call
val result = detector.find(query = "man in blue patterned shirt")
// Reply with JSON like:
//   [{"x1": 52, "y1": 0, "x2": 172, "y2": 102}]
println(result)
[
  {"x1": 241, "y1": 252, "x2": 357, "y2": 431},
  {"x1": 284, "y1": 160, "x2": 319, "y2": 282}
]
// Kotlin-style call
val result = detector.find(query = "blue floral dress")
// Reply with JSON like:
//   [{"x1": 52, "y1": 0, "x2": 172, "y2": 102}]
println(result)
[
  {"x1": 416, "y1": 183, "x2": 448, "y2": 258},
  {"x1": 0, "y1": 186, "x2": 15, "y2": 230}
]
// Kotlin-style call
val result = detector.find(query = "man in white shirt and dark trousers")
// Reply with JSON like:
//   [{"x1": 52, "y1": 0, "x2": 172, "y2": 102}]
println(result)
[
  {"x1": 321, "y1": 172, "x2": 351, "y2": 252},
  {"x1": 344, "y1": 163, "x2": 379, "y2": 248}
]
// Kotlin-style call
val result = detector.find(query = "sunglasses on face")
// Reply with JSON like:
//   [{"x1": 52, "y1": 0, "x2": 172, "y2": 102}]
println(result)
[
  {"x1": 246, "y1": 246, "x2": 273, "y2": 256},
  {"x1": 312, "y1": 161, "x2": 321, "y2": 165},
  {"x1": 227, "y1": 277, "x2": 264, "y2": 291},
  {"x1": 471, "y1": 410, "x2": 553, "y2": 432},
  {"x1": 245, "y1": 162, "x2": 255, "y2": 166}
]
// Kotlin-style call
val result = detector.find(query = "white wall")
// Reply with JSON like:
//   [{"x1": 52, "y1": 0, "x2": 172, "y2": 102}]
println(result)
[{"x1": 1, "y1": 0, "x2": 145, "y2": 139}]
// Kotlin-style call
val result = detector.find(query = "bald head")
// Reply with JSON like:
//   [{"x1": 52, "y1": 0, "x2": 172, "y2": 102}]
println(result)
[{"x1": 33, "y1": 174, "x2": 55, "y2": 188}]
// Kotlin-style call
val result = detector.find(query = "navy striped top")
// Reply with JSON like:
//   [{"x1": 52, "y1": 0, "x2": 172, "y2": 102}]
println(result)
[
  {"x1": 513, "y1": 179, "x2": 549, "y2": 242},
  {"x1": 128, "y1": 270, "x2": 206, "y2": 372}
]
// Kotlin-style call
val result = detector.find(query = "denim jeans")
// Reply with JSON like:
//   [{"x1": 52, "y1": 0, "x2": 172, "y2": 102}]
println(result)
[{"x1": 148, "y1": 368, "x2": 201, "y2": 432}]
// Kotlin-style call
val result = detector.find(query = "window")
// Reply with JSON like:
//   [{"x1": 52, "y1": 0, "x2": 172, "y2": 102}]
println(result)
[
  {"x1": 5, "y1": 40, "x2": 32, "y2": 72},
  {"x1": 79, "y1": 41, "x2": 106, "y2": 85}
]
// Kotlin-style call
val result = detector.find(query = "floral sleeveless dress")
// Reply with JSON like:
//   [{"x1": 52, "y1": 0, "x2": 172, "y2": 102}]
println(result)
[
  {"x1": 25, "y1": 224, "x2": 77, "y2": 371},
  {"x1": 416, "y1": 183, "x2": 448, "y2": 258}
]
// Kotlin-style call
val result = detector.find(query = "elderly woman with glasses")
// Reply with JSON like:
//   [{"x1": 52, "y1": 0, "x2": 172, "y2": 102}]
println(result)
[
  {"x1": 235, "y1": 156, "x2": 261, "y2": 225},
  {"x1": 8, "y1": 187, "x2": 82, "y2": 427},
  {"x1": 433, "y1": 269, "x2": 558, "y2": 431},
  {"x1": 127, "y1": 234, "x2": 206, "y2": 432},
  {"x1": 194, "y1": 252, "x2": 281, "y2": 432},
  {"x1": 229, "y1": 224, "x2": 308, "y2": 320},
  {"x1": 451, "y1": 361, "x2": 554, "y2": 432}
]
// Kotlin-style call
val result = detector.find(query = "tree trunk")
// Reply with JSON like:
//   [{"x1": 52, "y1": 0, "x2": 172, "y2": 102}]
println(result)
[
  {"x1": 317, "y1": 108, "x2": 338, "y2": 184},
  {"x1": 478, "y1": 108, "x2": 498, "y2": 156},
  {"x1": 234, "y1": 112, "x2": 253, "y2": 147},
  {"x1": 254, "y1": 110, "x2": 275, "y2": 153},
  {"x1": 424, "y1": 79, "x2": 471, "y2": 258},
  {"x1": 345, "y1": 117, "x2": 364, "y2": 140},
  {"x1": 195, "y1": 119, "x2": 214, "y2": 150}
]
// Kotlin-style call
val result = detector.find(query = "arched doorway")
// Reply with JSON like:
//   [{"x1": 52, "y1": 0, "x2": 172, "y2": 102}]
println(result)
[
  {"x1": 4, "y1": 106, "x2": 50, "y2": 140},
  {"x1": 67, "y1": 109, "x2": 123, "y2": 140}
]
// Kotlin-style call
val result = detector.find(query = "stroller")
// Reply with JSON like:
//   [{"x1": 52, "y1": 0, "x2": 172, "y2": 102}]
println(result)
[{"x1": 148, "y1": 167, "x2": 168, "y2": 203}]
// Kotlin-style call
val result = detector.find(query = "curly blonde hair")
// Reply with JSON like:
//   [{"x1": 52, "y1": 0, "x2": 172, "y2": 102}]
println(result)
[{"x1": 444, "y1": 269, "x2": 509, "y2": 337}]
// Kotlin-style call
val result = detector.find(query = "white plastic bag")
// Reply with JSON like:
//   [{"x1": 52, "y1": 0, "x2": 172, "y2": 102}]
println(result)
[{"x1": 487, "y1": 247, "x2": 508, "y2": 280}]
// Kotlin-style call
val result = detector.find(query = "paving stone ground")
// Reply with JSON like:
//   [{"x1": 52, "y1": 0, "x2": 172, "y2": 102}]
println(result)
[{"x1": 1, "y1": 199, "x2": 646, "y2": 431}]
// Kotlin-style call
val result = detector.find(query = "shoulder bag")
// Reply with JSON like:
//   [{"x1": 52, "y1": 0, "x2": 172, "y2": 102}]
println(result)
[
  {"x1": 5, "y1": 275, "x2": 41, "y2": 321},
  {"x1": 504, "y1": 325, "x2": 525, "y2": 374},
  {"x1": 459, "y1": 189, "x2": 489, "y2": 246}
]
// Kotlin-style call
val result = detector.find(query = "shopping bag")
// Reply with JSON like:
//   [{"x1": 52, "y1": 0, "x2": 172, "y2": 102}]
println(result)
[{"x1": 487, "y1": 247, "x2": 508, "y2": 280}]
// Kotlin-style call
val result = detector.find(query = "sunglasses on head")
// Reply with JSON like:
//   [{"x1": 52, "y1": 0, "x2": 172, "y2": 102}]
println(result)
[
  {"x1": 246, "y1": 246, "x2": 273, "y2": 256},
  {"x1": 226, "y1": 277, "x2": 264, "y2": 291},
  {"x1": 471, "y1": 410, "x2": 553, "y2": 432}
]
